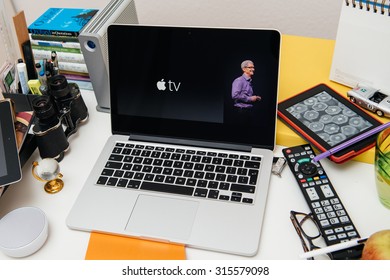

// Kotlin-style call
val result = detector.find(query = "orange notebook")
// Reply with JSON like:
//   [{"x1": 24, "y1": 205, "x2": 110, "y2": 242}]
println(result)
[{"x1": 85, "y1": 232, "x2": 186, "y2": 260}]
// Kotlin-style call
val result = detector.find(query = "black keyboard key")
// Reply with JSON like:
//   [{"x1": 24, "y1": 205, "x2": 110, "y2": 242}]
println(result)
[
  {"x1": 113, "y1": 170, "x2": 124, "y2": 177},
  {"x1": 227, "y1": 175, "x2": 237, "y2": 182},
  {"x1": 144, "y1": 174, "x2": 154, "y2": 181},
  {"x1": 219, "y1": 195, "x2": 229, "y2": 200},
  {"x1": 97, "y1": 176, "x2": 108, "y2": 185},
  {"x1": 231, "y1": 196, "x2": 241, "y2": 202},
  {"x1": 197, "y1": 180, "x2": 208, "y2": 188},
  {"x1": 208, "y1": 190, "x2": 219, "y2": 199},
  {"x1": 219, "y1": 182, "x2": 230, "y2": 190},
  {"x1": 155, "y1": 175, "x2": 165, "y2": 182},
  {"x1": 184, "y1": 170, "x2": 194, "y2": 177},
  {"x1": 215, "y1": 166, "x2": 226, "y2": 173},
  {"x1": 141, "y1": 181, "x2": 194, "y2": 196},
  {"x1": 124, "y1": 171, "x2": 134, "y2": 179},
  {"x1": 117, "y1": 179, "x2": 128, "y2": 187},
  {"x1": 194, "y1": 188, "x2": 208, "y2": 197},
  {"x1": 222, "y1": 159, "x2": 233, "y2": 166},
  {"x1": 142, "y1": 165, "x2": 153, "y2": 173},
  {"x1": 122, "y1": 163, "x2": 132, "y2": 170},
  {"x1": 230, "y1": 183, "x2": 255, "y2": 193},
  {"x1": 141, "y1": 150, "x2": 151, "y2": 157},
  {"x1": 132, "y1": 164, "x2": 142, "y2": 171},
  {"x1": 127, "y1": 180, "x2": 141, "y2": 189},
  {"x1": 122, "y1": 148, "x2": 131, "y2": 155},
  {"x1": 238, "y1": 176, "x2": 249, "y2": 184},
  {"x1": 134, "y1": 172, "x2": 144, "y2": 180},
  {"x1": 191, "y1": 155, "x2": 201, "y2": 162},
  {"x1": 251, "y1": 156, "x2": 262, "y2": 162},
  {"x1": 205, "y1": 172, "x2": 215, "y2": 180},
  {"x1": 163, "y1": 160, "x2": 173, "y2": 167},
  {"x1": 143, "y1": 158, "x2": 153, "y2": 165},
  {"x1": 151, "y1": 151, "x2": 161, "y2": 158},
  {"x1": 131, "y1": 149, "x2": 141, "y2": 156},
  {"x1": 109, "y1": 154, "x2": 124, "y2": 161},
  {"x1": 123, "y1": 156, "x2": 133, "y2": 162},
  {"x1": 152, "y1": 167, "x2": 163, "y2": 174},
  {"x1": 165, "y1": 176, "x2": 175, "y2": 184},
  {"x1": 105, "y1": 161, "x2": 122, "y2": 169},
  {"x1": 173, "y1": 169, "x2": 183, "y2": 176},
  {"x1": 194, "y1": 171, "x2": 204, "y2": 179},
  {"x1": 107, "y1": 177, "x2": 118, "y2": 186},
  {"x1": 226, "y1": 167, "x2": 237, "y2": 174},
  {"x1": 237, "y1": 168, "x2": 247, "y2": 175},
  {"x1": 205, "y1": 165, "x2": 214, "y2": 172},
  {"x1": 202, "y1": 156, "x2": 212, "y2": 163},
  {"x1": 186, "y1": 178, "x2": 196, "y2": 186},
  {"x1": 176, "y1": 177, "x2": 186, "y2": 185},
  {"x1": 208, "y1": 181, "x2": 218, "y2": 189},
  {"x1": 181, "y1": 154, "x2": 191, "y2": 161},
  {"x1": 242, "y1": 198, "x2": 253, "y2": 204},
  {"x1": 112, "y1": 147, "x2": 122, "y2": 154},
  {"x1": 216, "y1": 174, "x2": 227, "y2": 181},
  {"x1": 162, "y1": 168, "x2": 173, "y2": 175},
  {"x1": 171, "y1": 153, "x2": 181, "y2": 160},
  {"x1": 245, "y1": 161, "x2": 261, "y2": 169},
  {"x1": 101, "y1": 169, "x2": 114, "y2": 176}
]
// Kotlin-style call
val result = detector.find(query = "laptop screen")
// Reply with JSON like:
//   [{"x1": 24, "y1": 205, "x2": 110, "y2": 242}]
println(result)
[{"x1": 108, "y1": 25, "x2": 280, "y2": 150}]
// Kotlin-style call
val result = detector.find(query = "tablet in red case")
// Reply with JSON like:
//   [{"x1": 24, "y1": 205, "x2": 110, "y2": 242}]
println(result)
[{"x1": 277, "y1": 84, "x2": 382, "y2": 163}]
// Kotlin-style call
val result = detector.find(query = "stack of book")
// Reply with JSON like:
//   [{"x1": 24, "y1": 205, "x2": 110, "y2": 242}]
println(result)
[{"x1": 27, "y1": 8, "x2": 98, "y2": 84}]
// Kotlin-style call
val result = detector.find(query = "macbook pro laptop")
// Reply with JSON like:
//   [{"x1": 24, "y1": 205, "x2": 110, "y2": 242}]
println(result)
[{"x1": 66, "y1": 25, "x2": 281, "y2": 256}]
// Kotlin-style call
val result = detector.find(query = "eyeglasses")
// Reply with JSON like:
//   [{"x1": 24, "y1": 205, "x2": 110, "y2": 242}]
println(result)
[
  {"x1": 245, "y1": 66, "x2": 255, "y2": 69},
  {"x1": 290, "y1": 210, "x2": 333, "y2": 260}
]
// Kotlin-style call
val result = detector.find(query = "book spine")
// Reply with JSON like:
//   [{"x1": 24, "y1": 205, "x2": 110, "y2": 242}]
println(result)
[
  {"x1": 32, "y1": 49, "x2": 85, "y2": 64},
  {"x1": 31, "y1": 44, "x2": 82, "y2": 54},
  {"x1": 30, "y1": 34, "x2": 80, "y2": 43},
  {"x1": 28, "y1": 28, "x2": 79, "y2": 37},
  {"x1": 30, "y1": 39, "x2": 81, "y2": 49},
  {"x1": 58, "y1": 61, "x2": 88, "y2": 74}
]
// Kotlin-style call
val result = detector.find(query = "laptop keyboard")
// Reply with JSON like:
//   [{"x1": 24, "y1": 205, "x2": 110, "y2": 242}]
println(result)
[{"x1": 96, "y1": 142, "x2": 261, "y2": 204}]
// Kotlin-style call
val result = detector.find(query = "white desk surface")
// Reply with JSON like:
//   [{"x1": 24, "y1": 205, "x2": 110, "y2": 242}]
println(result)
[{"x1": 1, "y1": 90, "x2": 389, "y2": 260}]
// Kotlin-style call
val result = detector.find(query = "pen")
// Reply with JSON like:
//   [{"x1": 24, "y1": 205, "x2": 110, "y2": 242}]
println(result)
[
  {"x1": 313, "y1": 121, "x2": 390, "y2": 162},
  {"x1": 299, "y1": 237, "x2": 367, "y2": 259}
]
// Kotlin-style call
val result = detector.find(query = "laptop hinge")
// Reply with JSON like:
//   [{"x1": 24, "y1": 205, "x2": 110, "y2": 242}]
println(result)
[{"x1": 128, "y1": 134, "x2": 252, "y2": 152}]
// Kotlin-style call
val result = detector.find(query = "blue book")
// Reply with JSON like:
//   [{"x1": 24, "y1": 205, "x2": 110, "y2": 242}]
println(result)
[{"x1": 28, "y1": 8, "x2": 98, "y2": 37}]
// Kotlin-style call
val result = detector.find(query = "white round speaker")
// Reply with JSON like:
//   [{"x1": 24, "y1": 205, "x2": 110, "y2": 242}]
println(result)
[{"x1": 0, "y1": 207, "x2": 48, "y2": 258}]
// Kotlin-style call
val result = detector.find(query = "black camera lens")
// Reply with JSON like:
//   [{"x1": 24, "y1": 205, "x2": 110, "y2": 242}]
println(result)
[
  {"x1": 32, "y1": 95, "x2": 57, "y2": 121},
  {"x1": 48, "y1": 75, "x2": 70, "y2": 98}
]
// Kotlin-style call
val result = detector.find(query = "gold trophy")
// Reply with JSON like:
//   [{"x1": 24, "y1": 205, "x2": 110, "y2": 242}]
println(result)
[{"x1": 32, "y1": 158, "x2": 64, "y2": 194}]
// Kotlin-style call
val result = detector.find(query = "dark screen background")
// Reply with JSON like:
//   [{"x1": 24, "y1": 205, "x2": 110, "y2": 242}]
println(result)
[
  {"x1": 108, "y1": 25, "x2": 280, "y2": 149},
  {"x1": 0, "y1": 125, "x2": 6, "y2": 177}
]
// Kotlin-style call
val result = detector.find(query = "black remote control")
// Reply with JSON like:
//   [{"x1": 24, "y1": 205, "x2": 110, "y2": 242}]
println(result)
[{"x1": 283, "y1": 144, "x2": 363, "y2": 259}]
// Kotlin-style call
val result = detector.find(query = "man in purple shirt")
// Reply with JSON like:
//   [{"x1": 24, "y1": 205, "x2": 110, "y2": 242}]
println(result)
[{"x1": 231, "y1": 60, "x2": 261, "y2": 124}]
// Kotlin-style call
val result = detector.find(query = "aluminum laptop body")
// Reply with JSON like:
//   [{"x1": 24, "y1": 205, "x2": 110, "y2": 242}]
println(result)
[{"x1": 66, "y1": 25, "x2": 281, "y2": 256}]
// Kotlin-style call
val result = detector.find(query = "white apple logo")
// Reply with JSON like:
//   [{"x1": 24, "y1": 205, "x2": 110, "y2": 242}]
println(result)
[{"x1": 156, "y1": 79, "x2": 166, "y2": 91}]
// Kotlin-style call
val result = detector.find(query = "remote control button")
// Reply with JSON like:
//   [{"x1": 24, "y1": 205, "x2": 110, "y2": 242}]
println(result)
[{"x1": 299, "y1": 162, "x2": 317, "y2": 175}]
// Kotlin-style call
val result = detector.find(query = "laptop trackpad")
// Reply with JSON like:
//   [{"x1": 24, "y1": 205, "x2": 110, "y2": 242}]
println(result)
[{"x1": 125, "y1": 195, "x2": 199, "y2": 241}]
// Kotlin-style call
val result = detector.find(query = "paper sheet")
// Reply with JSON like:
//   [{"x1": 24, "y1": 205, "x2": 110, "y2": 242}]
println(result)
[{"x1": 85, "y1": 232, "x2": 186, "y2": 260}]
